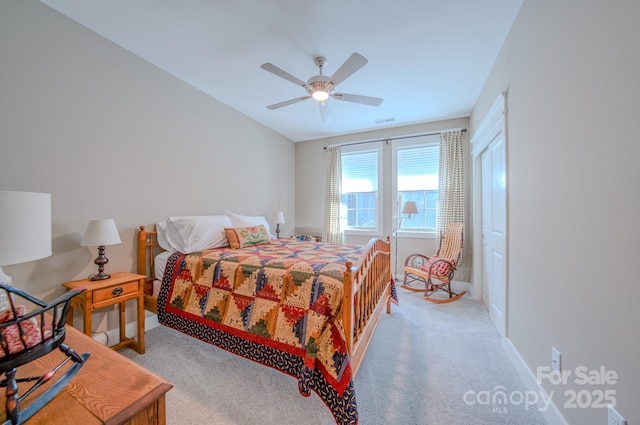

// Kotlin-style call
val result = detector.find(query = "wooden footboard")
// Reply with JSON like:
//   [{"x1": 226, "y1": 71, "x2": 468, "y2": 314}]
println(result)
[
  {"x1": 343, "y1": 237, "x2": 392, "y2": 375},
  {"x1": 136, "y1": 226, "x2": 393, "y2": 375}
]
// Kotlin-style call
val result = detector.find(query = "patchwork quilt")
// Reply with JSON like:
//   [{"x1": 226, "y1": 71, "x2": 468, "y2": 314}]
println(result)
[{"x1": 157, "y1": 239, "x2": 369, "y2": 425}]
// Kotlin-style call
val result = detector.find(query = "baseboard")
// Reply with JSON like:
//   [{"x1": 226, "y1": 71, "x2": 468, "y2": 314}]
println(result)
[
  {"x1": 502, "y1": 337, "x2": 568, "y2": 425},
  {"x1": 145, "y1": 312, "x2": 160, "y2": 331},
  {"x1": 91, "y1": 312, "x2": 160, "y2": 347}
]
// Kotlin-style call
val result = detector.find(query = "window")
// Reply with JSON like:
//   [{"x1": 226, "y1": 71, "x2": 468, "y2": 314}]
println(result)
[
  {"x1": 394, "y1": 139, "x2": 440, "y2": 233},
  {"x1": 341, "y1": 144, "x2": 383, "y2": 234}
]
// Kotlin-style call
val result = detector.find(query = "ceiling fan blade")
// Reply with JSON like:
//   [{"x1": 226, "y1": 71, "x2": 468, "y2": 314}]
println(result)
[
  {"x1": 328, "y1": 53, "x2": 368, "y2": 87},
  {"x1": 332, "y1": 92, "x2": 383, "y2": 106},
  {"x1": 266, "y1": 96, "x2": 311, "y2": 110},
  {"x1": 261, "y1": 63, "x2": 307, "y2": 87}
]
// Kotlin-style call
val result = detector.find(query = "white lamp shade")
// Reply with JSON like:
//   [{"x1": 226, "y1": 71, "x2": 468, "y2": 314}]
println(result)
[
  {"x1": 273, "y1": 211, "x2": 286, "y2": 224},
  {"x1": 0, "y1": 191, "x2": 52, "y2": 267},
  {"x1": 402, "y1": 201, "x2": 419, "y2": 215},
  {"x1": 81, "y1": 219, "x2": 122, "y2": 247}
]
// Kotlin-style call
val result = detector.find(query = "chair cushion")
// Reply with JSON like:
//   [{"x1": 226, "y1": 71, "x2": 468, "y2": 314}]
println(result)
[
  {"x1": 0, "y1": 305, "x2": 52, "y2": 358},
  {"x1": 421, "y1": 255, "x2": 457, "y2": 276}
]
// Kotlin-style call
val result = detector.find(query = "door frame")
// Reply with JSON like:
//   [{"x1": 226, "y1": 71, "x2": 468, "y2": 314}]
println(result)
[{"x1": 471, "y1": 91, "x2": 509, "y2": 336}]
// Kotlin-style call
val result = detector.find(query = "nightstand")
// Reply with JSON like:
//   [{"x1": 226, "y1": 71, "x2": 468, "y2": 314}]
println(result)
[{"x1": 63, "y1": 271, "x2": 146, "y2": 354}]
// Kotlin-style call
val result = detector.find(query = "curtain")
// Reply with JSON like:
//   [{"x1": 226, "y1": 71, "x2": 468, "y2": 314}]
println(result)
[
  {"x1": 437, "y1": 130, "x2": 465, "y2": 261},
  {"x1": 322, "y1": 146, "x2": 343, "y2": 243}
]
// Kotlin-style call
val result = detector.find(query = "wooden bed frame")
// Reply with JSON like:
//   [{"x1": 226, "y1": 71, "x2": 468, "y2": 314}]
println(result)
[{"x1": 136, "y1": 225, "x2": 393, "y2": 375}]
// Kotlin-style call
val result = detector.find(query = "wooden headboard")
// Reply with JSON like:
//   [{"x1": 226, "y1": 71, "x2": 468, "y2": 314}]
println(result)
[{"x1": 136, "y1": 225, "x2": 164, "y2": 313}]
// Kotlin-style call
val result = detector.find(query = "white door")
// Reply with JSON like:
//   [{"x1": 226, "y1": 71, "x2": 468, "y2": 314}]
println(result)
[{"x1": 481, "y1": 133, "x2": 507, "y2": 336}]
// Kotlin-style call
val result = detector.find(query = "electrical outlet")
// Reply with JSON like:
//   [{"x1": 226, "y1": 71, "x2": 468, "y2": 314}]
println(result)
[
  {"x1": 608, "y1": 404, "x2": 626, "y2": 425},
  {"x1": 551, "y1": 347, "x2": 561, "y2": 372}
]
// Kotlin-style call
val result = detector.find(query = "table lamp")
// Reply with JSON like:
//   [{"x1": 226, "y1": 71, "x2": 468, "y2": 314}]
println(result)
[
  {"x1": 0, "y1": 191, "x2": 52, "y2": 310},
  {"x1": 81, "y1": 219, "x2": 121, "y2": 281},
  {"x1": 273, "y1": 211, "x2": 285, "y2": 239}
]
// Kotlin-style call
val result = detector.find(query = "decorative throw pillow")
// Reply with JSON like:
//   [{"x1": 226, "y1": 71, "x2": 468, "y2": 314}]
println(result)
[
  {"x1": 421, "y1": 255, "x2": 457, "y2": 277},
  {"x1": 224, "y1": 225, "x2": 272, "y2": 249},
  {"x1": 226, "y1": 211, "x2": 273, "y2": 238}
]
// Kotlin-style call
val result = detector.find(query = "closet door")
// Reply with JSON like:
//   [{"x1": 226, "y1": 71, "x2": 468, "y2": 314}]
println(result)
[
  {"x1": 481, "y1": 133, "x2": 506, "y2": 337},
  {"x1": 472, "y1": 92, "x2": 508, "y2": 337}
]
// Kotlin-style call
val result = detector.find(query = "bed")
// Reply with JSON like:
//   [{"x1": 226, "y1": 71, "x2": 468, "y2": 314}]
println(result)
[{"x1": 136, "y1": 216, "x2": 395, "y2": 425}]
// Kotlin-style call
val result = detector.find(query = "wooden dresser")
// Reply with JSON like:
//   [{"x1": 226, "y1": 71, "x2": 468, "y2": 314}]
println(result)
[{"x1": 0, "y1": 323, "x2": 172, "y2": 424}]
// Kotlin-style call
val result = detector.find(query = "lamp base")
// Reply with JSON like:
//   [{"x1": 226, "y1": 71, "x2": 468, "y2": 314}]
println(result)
[
  {"x1": 89, "y1": 272, "x2": 111, "y2": 281},
  {"x1": 89, "y1": 245, "x2": 111, "y2": 281}
]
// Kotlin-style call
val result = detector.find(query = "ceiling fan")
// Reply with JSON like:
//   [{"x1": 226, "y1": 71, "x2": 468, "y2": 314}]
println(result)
[{"x1": 261, "y1": 53, "x2": 383, "y2": 110}]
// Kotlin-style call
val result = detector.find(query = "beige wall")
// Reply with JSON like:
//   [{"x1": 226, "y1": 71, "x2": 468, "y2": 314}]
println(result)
[
  {"x1": 0, "y1": 1, "x2": 294, "y2": 331},
  {"x1": 295, "y1": 117, "x2": 470, "y2": 282},
  {"x1": 472, "y1": 0, "x2": 640, "y2": 423}
]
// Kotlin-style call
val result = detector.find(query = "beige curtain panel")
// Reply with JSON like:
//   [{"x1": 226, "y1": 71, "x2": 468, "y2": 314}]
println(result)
[
  {"x1": 322, "y1": 146, "x2": 343, "y2": 243},
  {"x1": 437, "y1": 130, "x2": 465, "y2": 262}
]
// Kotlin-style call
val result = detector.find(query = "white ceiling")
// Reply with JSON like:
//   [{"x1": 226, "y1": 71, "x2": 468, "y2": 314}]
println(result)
[{"x1": 40, "y1": 0, "x2": 522, "y2": 142}]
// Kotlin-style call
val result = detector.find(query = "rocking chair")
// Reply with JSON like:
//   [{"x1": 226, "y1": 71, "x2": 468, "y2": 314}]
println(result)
[
  {"x1": 0, "y1": 284, "x2": 89, "y2": 425},
  {"x1": 402, "y1": 222, "x2": 466, "y2": 303}
]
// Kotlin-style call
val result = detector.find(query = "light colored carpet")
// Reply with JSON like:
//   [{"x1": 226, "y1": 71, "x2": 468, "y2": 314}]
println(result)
[{"x1": 122, "y1": 290, "x2": 548, "y2": 425}]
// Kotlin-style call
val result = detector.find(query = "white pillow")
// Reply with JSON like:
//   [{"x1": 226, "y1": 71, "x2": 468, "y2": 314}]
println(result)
[
  {"x1": 154, "y1": 250, "x2": 173, "y2": 281},
  {"x1": 165, "y1": 215, "x2": 233, "y2": 253},
  {"x1": 155, "y1": 221, "x2": 174, "y2": 252},
  {"x1": 226, "y1": 211, "x2": 272, "y2": 236}
]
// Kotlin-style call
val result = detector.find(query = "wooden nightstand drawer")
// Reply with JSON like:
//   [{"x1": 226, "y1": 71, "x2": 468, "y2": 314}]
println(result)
[{"x1": 93, "y1": 281, "x2": 139, "y2": 304}]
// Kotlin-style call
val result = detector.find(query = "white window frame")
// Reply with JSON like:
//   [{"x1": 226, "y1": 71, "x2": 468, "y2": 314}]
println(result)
[
  {"x1": 341, "y1": 142, "x2": 384, "y2": 237},
  {"x1": 392, "y1": 136, "x2": 440, "y2": 239}
]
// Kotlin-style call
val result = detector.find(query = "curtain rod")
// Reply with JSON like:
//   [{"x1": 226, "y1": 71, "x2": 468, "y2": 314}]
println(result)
[{"x1": 323, "y1": 128, "x2": 467, "y2": 150}]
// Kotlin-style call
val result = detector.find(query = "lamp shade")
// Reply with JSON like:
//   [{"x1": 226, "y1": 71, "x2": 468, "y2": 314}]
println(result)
[
  {"x1": 81, "y1": 219, "x2": 121, "y2": 247},
  {"x1": 273, "y1": 211, "x2": 286, "y2": 224},
  {"x1": 0, "y1": 191, "x2": 52, "y2": 267},
  {"x1": 402, "y1": 201, "x2": 419, "y2": 215}
]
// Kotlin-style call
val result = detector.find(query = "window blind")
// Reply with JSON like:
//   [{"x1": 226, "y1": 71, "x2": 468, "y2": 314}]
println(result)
[
  {"x1": 397, "y1": 145, "x2": 439, "y2": 191},
  {"x1": 342, "y1": 150, "x2": 378, "y2": 193}
]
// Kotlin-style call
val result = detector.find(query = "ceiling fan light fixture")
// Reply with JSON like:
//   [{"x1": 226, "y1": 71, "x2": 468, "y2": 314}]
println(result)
[
  {"x1": 307, "y1": 77, "x2": 332, "y2": 102},
  {"x1": 262, "y1": 53, "x2": 383, "y2": 111},
  {"x1": 312, "y1": 90, "x2": 329, "y2": 101}
]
